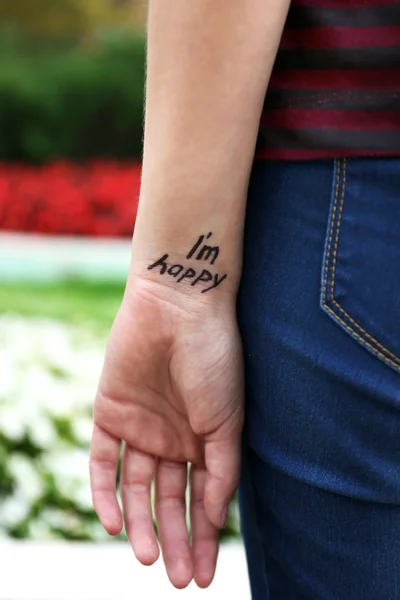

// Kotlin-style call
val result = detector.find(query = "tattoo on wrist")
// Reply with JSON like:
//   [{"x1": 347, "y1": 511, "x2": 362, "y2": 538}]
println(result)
[{"x1": 147, "y1": 233, "x2": 227, "y2": 293}]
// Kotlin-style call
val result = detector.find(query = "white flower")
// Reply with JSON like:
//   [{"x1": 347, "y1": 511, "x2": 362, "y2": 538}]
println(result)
[
  {"x1": 0, "y1": 349, "x2": 14, "y2": 398},
  {"x1": 26, "y1": 414, "x2": 57, "y2": 449},
  {"x1": 72, "y1": 416, "x2": 93, "y2": 446},
  {"x1": 9, "y1": 453, "x2": 43, "y2": 503},
  {"x1": 0, "y1": 314, "x2": 109, "y2": 540},
  {"x1": 42, "y1": 446, "x2": 90, "y2": 499},
  {"x1": 41, "y1": 508, "x2": 80, "y2": 531},
  {"x1": 82, "y1": 519, "x2": 110, "y2": 541},
  {"x1": 28, "y1": 518, "x2": 52, "y2": 539},
  {"x1": 73, "y1": 481, "x2": 94, "y2": 511},
  {"x1": 0, "y1": 494, "x2": 31, "y2": 526},
  {"x1": 71, "y1": 348, "x2": 104, "y2": 383},
  {"x1": 0, "y1": 405, "x2": 26, "y2": 440}
]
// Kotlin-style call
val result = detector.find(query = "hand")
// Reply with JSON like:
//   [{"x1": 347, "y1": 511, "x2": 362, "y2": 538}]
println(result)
[{"x1": 89, "y1": 276, "x2": 244, "y2": 589}]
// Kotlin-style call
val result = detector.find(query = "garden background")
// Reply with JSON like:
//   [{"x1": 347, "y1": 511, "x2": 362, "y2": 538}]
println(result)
[{"x1": 0, "y1": 2, "x2": 246, "y2": 598}]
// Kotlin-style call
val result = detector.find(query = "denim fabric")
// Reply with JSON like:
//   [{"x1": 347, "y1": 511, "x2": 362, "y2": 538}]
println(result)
[{"x1": 237, "y1": 158, "x2": 400, "y2": 599}]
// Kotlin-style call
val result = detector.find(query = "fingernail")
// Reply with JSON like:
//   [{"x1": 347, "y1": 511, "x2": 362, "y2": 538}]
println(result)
[{"x1": 220, "y1": 506, "x2": 229, "y2": 529}]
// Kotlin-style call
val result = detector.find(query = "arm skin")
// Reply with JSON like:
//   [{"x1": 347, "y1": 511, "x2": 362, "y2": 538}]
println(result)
[
  {"x1": 130, "y1": 0, "x2": 290, "y2": 301},
  {"x1": 90, "y1": 0, "x2": 290, "y2": 591}
]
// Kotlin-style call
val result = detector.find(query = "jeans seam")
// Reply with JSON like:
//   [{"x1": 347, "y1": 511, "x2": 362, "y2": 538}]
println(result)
[
  {"x1": 330, "y1": 159, "x2": 347, "y2": 302},
  {"x1": 321, "y1": 158, "x2": 400, "y2": 372},
  {"x1": 322, "y1": 159, "x2": 341, "y2": 305}
]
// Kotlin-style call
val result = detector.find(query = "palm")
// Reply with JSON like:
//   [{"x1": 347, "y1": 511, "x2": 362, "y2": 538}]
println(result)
[{"x1": 90, "y1": 281, "x2": 244, "y2": 589}]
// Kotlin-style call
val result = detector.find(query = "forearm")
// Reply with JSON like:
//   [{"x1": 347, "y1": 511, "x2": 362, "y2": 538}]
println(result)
[{"x1": 130, "y1": 0, "x2": 290, "y2": 302}]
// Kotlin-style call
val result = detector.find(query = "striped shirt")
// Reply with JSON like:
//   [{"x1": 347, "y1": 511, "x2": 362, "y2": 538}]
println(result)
[{"x1": 257, "y1": 0, "x2": 400, "y2": 160}]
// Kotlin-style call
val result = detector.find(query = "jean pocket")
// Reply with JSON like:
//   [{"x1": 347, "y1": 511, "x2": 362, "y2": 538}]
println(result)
[{"x1": 321, "y1": 157, "x2": 400, "y2": 375}]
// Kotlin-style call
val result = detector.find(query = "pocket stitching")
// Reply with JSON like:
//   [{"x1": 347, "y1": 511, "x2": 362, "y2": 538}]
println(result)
[
  {"x1": 322, "y1": 158, "x2": 400, "y2": 371},
  {"x1": 322, "y1": 158, "x2": 342, "y2": 304}
]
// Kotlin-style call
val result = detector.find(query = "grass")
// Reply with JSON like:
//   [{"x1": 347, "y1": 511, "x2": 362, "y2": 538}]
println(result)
[{"x1": 0, "y1": 279, "x2": 125, "y2": 333}]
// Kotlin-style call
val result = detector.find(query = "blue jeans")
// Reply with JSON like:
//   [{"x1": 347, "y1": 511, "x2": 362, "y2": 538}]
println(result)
[{"x1": 237, "y1": 158, "x2": 400, "y2": 599}]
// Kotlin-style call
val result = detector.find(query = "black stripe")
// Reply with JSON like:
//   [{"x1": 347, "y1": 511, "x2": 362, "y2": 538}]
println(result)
[
  {"x1": 264, "y1": 89, "x2": 400, "y2": 110},
  {"x1": 275, "y1": 46, "x2": 400, "y2": 70},
  {"x1": 286, "y1": 3, "x2": 400, "y2": 29},
  {"x1": 260, "y1": 128, "x2": 400, "y2": 151}
]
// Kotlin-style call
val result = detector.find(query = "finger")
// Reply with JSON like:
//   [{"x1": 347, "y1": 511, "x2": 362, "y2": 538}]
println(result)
[
  {"x1": 89, "y1": 424, "x2": 123, "y2": 535},
  {"x1": 155, "y1": 460, "x2": 193, "y2": 589},
  {"x1": 203, "y1": 434, "x2": 241, "y2": 529},
  {"x1": 190, "y1": 464, "x2": 219, "y2": 589},
  {"x1": 121, "y1": 445, "x2": 159, "y2": 566}
]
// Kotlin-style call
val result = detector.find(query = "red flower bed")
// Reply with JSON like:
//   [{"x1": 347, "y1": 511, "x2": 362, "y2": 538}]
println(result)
[{"x1": 0, "y1": 161, "x2": 141, "y2": 237}]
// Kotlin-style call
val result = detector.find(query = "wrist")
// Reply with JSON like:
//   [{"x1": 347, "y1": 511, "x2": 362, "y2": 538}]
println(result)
[
  {"x1": 128, "y1": 260, "x2": 238, "y2": 308},
  {"x1": 127, "y1": 231, "x2": 240, "y2": 311},
  {"x1": 126, "y1": 274, "x2": 237, "y2": 321}
]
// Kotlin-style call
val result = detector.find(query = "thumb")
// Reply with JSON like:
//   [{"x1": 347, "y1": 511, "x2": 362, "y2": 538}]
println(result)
[{"x1": 203, "y1": 429, "x2": 241, "y2": 529}]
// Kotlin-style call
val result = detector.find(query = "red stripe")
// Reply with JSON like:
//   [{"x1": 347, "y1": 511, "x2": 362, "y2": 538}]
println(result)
[
  {"x1": 293, "y1": 0, "x2": 398, "y2": 8},
  {"x1": 255, "y1": 147, "x2": 400, "y2": 160},
  {"x1": 281, "y1": 26, "x2": 400, "y2": 50},
  {"x1": 269, "y1": 69, "x2": 400, "y2": 90},
  {"x1": 261, "y1": 109, "x2": 400, "y2": 130}
]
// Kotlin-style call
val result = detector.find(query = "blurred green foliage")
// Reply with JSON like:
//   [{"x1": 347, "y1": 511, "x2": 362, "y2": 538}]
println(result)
[
  {"x1": 0, "y1": 34, "x2": 146, "y2": 163},
  {"x1": 0, "y1": 0, "x2": 147, "y2": 39},
  {"x1": 0, "y1": 280, "x2": 125, "y2": 332}
]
